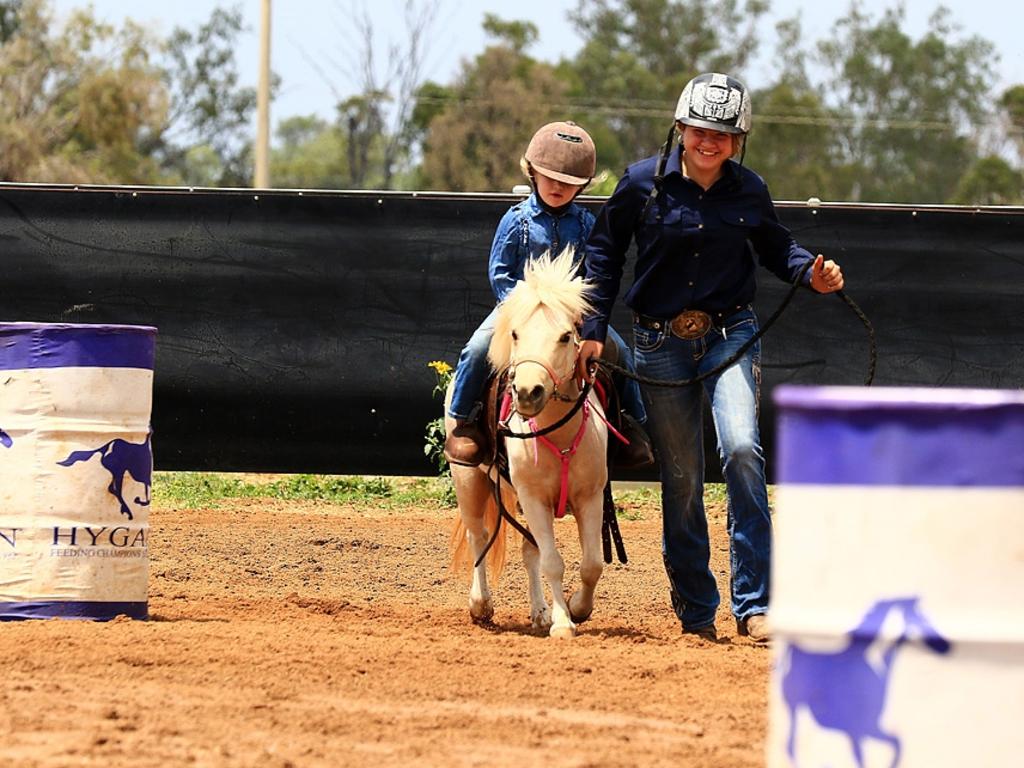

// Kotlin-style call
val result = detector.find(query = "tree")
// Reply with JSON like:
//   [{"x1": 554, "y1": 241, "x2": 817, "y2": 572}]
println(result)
[
  {"x1": 417, "y1": 17, "x2": 568, "y2": 192},
  {"x1": 0, "y1": 0, "x2": 21, "y2": 43},
  {"x1": 0, "y1": 0, "x2": 167, "y2": 183},
  {"x1": 159, "y1": 5, "x2": 260, "y2": 186},
  {"x1": 999, "y1": 85, "x2": 1024, "y2": 166},
  {"x1": 817, "y1": 4, "x2": 995, "y2": 203},
  {"x1": 744, "y1": 19, "x2": 844, "y2": 201},
  {"x1": 565, "y1": 0, "x2": 770, "y2": 167},
  {"x1": 270, "y1": 115, "x2": 349, "y2": 189},
  {"x1": 306, "y1": 0, "x2": 439, "y2": 189},
  {"x1": 746, "y1": 82, "x2": 843, "y2": 201},
  {"x1": 951, "y1": 156, "x2": 1023, "y2": 205},
  {"x1": 0, "y1": 1, "x2": 263, "y2": 186}
]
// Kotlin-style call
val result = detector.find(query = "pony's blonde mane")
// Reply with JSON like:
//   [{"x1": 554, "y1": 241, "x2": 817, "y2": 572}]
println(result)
[{"x1": 489, "y1": 247, "x2": 593, "y2": 371}]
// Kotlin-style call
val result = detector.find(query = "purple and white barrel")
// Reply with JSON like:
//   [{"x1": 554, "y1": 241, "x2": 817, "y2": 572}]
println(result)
[
  {"x1": 0, "y1": 322, "x2": 157, "y2": 621},
  {"x1": 768, "y1": 385, "x2": 1024, "y2": 767}
]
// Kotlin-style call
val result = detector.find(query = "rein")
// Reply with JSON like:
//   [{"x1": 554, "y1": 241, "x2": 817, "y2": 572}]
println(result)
[{"x1": 499, "y1": 379, "x2": 593, "y2": 440}]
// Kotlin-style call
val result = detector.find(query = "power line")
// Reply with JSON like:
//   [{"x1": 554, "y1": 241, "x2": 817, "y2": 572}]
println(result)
[{"x1": 410, "y1": 94, "x2": 1015, "y2": 133}]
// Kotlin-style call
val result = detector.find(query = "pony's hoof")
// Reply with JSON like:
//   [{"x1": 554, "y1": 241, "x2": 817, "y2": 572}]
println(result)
[
  {"x1": 469, "y1": 598, "x2": 494, "y2": 624},
  {"x1": 568, "y1": 592, "x2": 593, "y2": 624},
  {"x1": 549, "y1": 623, "x2": 577, "y2": 639},
  {"x1": 531, "y1": 607, "x2": 552, "y2": 631}
]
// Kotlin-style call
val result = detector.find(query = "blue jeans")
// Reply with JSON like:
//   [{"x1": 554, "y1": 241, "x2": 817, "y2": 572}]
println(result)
[
  {"x1": 448, "y1": 309, "x2": 647, "y2": 424},
  {"x1": 632, "y1": 308, "x2": 770, "y2": 631},
  {"x1": 449, "y1": 308, "x2": 498, "y2": 420}
]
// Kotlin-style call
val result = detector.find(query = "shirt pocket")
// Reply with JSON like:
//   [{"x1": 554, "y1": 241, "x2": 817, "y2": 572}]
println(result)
[
  {"x1": 717, "y1": 206, "x2": 761, "y2": 230},
  {"x1": 640, "y1": 205, "x2": 703, "y2": 250}
]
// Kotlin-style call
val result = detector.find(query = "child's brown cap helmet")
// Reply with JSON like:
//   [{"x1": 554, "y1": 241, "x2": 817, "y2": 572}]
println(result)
[{"x1": 523, "y1": 121, "x2": 596, "y2": 185}]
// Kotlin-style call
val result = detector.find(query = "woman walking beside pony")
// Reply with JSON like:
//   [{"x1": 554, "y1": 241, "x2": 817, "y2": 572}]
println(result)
[{"x1": 578, "y1": 73, "x2": 845, "y2": 643}]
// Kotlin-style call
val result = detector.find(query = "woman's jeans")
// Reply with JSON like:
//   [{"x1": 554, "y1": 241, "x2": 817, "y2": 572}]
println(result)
[
  {"x1": 448, "y1": 308, "x2": 646, "y2": 425},
  {"x1": 632, "y1": 308, "x2": 770, "y2": 631}
]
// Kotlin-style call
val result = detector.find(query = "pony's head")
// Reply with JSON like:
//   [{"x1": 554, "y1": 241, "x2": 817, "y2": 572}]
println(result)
[{"x1": 489, "y1": 247, "x2": 593, "y2": 418}]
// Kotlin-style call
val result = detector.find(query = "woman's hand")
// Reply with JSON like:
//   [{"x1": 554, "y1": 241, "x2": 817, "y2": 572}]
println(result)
[
  {"x1": 577, "y1": 339, "x2": 604, "y2": 383},
  {"x1": 809, "y1": 254, "x2": 844, "y2": 294}
]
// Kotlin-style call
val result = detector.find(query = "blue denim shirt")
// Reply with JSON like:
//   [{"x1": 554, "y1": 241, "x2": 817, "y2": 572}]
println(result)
[
  {"x1": 488, "y1": 193, "x2": 595, "y2": 302},
  {"x1": 581, "y1": 144, "x2": 814, "y2": 341}
]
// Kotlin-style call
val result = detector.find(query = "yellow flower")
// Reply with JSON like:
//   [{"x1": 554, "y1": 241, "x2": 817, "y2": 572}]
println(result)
[{"x1": 428, "y1": 360, "x2": 453, "y2": 376}]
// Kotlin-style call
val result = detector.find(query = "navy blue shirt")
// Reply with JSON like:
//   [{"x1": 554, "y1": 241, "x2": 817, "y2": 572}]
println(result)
[{"x1": 582, "y1": 144, "x2": 814, "y2": 341}]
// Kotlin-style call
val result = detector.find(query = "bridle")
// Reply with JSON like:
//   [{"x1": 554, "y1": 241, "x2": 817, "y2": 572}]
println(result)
[
  {"x1": 508, "y1": 358, "x2": 578, "y2": 404},
  {"x1": 506, "y1": 333, "x2": 582, "y2": 406}
]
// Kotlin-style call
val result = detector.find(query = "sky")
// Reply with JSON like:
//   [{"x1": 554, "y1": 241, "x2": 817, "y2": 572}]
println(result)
[{"x1": 50, "y1": 0, "x2": 1024, "y2": 135}]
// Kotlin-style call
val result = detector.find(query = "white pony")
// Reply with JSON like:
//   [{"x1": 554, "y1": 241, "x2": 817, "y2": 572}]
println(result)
[{"x1": 447, "y1": 248, "x2": 609, "y2": 638}]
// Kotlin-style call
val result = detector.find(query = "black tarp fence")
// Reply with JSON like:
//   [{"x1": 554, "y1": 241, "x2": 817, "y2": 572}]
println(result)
[{"x1": 2, "y1": 183, "x2": 1022, "y2": 480}]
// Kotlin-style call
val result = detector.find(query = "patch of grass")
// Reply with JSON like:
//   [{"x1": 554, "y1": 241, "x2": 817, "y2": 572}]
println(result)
[
  {"x1": 612, "y1": 483, "x2": 735, "y2": 520},
  {"x1": 154, "y1": 472, "x2": 257, "y2": 508},
  {"x1": 155, "y1": 473, "x2": 765, "y2": 515},
  {"x1": 612, "y1": 485, "x2": 659, "y2": 520},
  {"x1": 704, "y1": 483, "x2": 729, "y2": 506},
  {"x1": 153, "y1": 472, "x2": 456, "y2": 510}
]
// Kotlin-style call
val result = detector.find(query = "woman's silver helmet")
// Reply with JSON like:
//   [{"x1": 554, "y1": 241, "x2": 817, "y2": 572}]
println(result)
[{"x1": 674, "y1": 72, "x2": 752, "y2": 135}]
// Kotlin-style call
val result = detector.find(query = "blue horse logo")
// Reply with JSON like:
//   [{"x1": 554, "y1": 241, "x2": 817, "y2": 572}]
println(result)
[
  {"x1": 0, "y1": 427, "x2": 11, "y2": 448},
  {"x1": 57, "y1": 434, "x2": 153, "y2": 520},
  {"x1": 781, "y1": 597, "x2": 952, "y2": 767}
]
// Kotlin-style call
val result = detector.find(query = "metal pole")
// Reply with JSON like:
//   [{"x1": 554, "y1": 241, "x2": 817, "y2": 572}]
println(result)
[{"x1": 254, "y1": 0, "x2": 271, "y2": 188}]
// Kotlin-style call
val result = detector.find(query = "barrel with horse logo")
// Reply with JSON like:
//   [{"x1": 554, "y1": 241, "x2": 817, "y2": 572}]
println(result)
[
  {"x1": 769, "y1": 386, "x2": 1024, "y2": 767},
  {"x1": 0, "y1": 322, "x2": 157, "y2": 621}
]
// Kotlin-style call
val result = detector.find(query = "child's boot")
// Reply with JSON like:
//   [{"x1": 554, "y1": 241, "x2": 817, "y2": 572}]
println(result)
[{"x1": 444, "y1": 417, "x2": 486, "y2": 467}]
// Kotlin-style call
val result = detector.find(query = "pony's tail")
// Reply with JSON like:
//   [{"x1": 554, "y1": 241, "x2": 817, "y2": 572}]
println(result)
[{"x1": 449, "y1": 487, "x2": 509, "y2": 586}]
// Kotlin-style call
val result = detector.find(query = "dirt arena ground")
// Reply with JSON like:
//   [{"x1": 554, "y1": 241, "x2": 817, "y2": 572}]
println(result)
[{"x1": 1, "y1": 485, "x2": 770, "y2": 767}]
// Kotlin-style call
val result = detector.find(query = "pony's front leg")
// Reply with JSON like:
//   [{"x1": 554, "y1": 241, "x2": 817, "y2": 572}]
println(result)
[
  {"x1": 569, "y1": 492, "x2": 605, "y2": 624},
  {"x1": 521, "y1": 536, "x2": 550, "y2": 631},
  {"x1": 519, "y1": 493, "x2": 575, "y2": 638}
]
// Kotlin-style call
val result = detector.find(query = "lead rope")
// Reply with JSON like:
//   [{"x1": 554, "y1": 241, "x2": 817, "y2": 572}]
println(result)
[
  {"x1": 595, "y1": 261, "x2": 877, "y2": 388},
  {"x1": 472, "y1": 263, "x2": 874, "y2": 569}
]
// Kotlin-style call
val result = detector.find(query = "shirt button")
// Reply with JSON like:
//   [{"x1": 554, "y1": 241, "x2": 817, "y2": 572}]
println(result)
[
  {"x1": 698, "y1": 224, "x2": 704, "y2": 229},
  {"x1": 739, "y1": 217, "x2": 745, "y2": 223},
  {"x1": 688, "y1": 281, "x2": 694, "y2": 286},
  {"x1": 694, "y1": 252, "x2": 700, "y2": 258}
]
